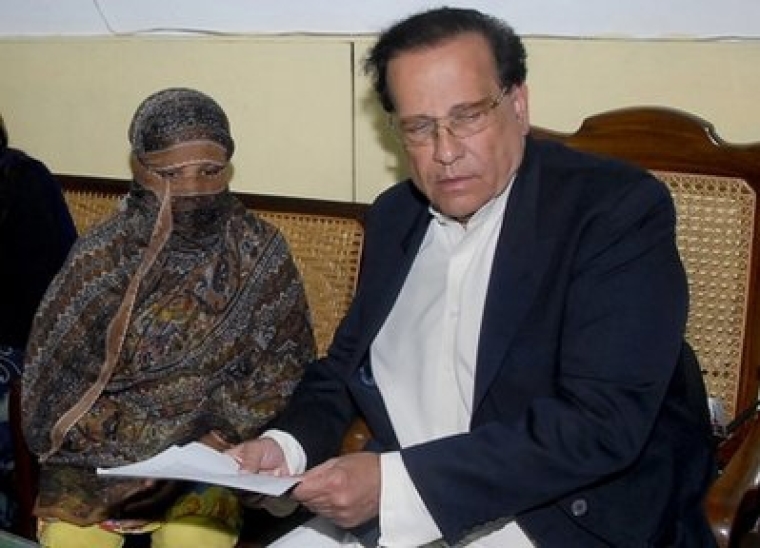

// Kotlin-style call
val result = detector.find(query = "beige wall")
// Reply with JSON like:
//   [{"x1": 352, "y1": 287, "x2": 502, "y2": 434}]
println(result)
[
  {"x1": 2, "y1": 35, "x2": 760, "y2": 203},
  {"x1": 0, "y1": 37, "x2": 354, "y2": 200}
]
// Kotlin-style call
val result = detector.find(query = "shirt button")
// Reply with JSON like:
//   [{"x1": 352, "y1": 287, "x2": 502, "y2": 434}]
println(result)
[{"x1": 570, "y1": 498, "x2": 588, "y2": 517}]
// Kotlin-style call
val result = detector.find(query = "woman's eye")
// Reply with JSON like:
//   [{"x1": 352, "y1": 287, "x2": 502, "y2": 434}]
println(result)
[
  {"x1": 157, "y1": 169, "x2": 180, "y2": 179},
  {"x1": 201, "y1": 166, "x2": 224, "y2": 178}
]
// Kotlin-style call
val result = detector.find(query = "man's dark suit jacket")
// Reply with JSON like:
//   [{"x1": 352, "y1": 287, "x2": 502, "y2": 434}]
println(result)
[{"x1": 273, "y1": 137, "x2": 717, "y2": 547}]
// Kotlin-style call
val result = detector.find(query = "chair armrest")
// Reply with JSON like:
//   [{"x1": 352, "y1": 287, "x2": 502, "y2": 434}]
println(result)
[
  {"x1": 706, "y1": 415, "x2": 760, "y2": 548},
  {"x1": 340, "y1": 418, "x2": 371, "y2": 454},
  {"x1": 8, "y1": 377, "x2": 39, "y2": 539}
]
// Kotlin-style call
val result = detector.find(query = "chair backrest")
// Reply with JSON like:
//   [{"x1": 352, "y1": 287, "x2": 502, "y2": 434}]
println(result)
[
  {"x1": 532, "y1": 108, "x2": 760, "y2": 430},
  {"x1": 250, "y1": 199, "x2": 364, "y2": 356},
  {"x1": 58, "y1": 175, "x2": 366, "y2": 356}
]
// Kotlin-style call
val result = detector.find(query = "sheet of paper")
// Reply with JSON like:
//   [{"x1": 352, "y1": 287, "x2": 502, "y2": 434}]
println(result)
[{"x1": 97, "y1": 442, "x2": 300, "y2": 496}]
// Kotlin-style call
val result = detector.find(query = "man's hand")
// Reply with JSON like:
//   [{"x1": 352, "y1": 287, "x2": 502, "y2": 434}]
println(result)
[
  {"x1": 223, "y1": 438, "x2": 293, "y2": 510},
  {"x1": 226, "y1": 437, "x2": 290, "y2": 476},
  {"x1": 291, "y1": 451, "x2": 380, "y2": 529}
]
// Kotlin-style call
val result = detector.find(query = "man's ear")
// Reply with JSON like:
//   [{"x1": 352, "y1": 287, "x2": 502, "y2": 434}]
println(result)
[{"x1": 512, "y1": 84, "x2": 530, "y2": 135}]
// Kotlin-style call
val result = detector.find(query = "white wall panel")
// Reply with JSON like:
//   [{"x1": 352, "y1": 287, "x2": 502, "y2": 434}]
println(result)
[{"x1": 1, "y1": 0, "x2": 759, "y2": 39}]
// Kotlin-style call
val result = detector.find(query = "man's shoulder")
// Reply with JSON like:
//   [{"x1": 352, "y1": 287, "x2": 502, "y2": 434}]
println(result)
[
  {"x1": 531, "y1": 137, "x2": 654, "y2": 180},
  {"x1": 368, "y1": 179, "x2": 428, "y2": 219},
  {"x1": 360, "y1": 180, "x2": 430, "y2": 249},
  {"x1": 529, "y1": 137, "x2": 667, "y2": 201},
  {"x1": 373, "y1": 178, "x2": 424, "y2": 205}
]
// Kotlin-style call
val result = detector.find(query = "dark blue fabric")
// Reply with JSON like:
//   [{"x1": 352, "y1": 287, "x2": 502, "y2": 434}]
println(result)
[
  {"x1": 0, "y1": 148, "x2": 77, "y2": 348},
  {"x1": 0, "y1": 345, "x2": 23, "y2": 529},
  {"x1": 0, "y1": 147, "x2": 76, "y2": 532}
]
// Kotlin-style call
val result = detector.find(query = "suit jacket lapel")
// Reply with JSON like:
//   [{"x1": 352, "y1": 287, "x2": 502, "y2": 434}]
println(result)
[
  {"x1": 352, "y1": 157, "x2": 552, "y2": 416},
  {"x1": 473, "y1": 146, "x2": 551, "y2": 411},
  {"x1": 355, "y1": 200, "x2": 432, "y2": 364}
]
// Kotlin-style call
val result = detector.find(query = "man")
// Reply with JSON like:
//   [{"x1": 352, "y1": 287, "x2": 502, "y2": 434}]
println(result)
[{"x1": 230, "y1": 7, "x2": 716, "y2": 547}]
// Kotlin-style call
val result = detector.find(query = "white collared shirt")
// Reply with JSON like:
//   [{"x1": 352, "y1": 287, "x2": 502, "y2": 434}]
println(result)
[{"x1": 371, "y1": 182, "x2": 533, "y2": 547}]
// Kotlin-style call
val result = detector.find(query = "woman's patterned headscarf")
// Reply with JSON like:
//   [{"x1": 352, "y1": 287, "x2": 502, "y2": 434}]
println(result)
[{"x1": 128, "y1": 87, "x2": 235, "y2": 160}]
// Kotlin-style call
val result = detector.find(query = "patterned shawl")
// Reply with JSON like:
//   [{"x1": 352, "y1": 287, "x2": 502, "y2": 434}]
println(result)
[{"x1": 22, "y1": 182, "x2": 316, "y2": 525}]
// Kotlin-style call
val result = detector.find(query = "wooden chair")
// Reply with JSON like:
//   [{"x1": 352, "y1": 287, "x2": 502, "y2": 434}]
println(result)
[
  {"x1": 532, "y1": 107, "x2": 760, "y2": 548},
  {"x1": 10, "y1": 175, "x2": 367, "y2": 544},
  {"x1": 7, "y1": 377, "x2": 37, "y2": 540}
]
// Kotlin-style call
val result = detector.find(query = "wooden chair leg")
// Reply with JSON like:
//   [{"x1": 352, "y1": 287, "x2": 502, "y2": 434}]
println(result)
[{"x1": 9, "y1": 377, "x2": 38, "y2": 540}]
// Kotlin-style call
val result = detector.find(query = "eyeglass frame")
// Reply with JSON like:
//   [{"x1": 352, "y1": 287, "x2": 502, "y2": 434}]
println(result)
[{"x1": 388, "y1": 86, "x2": 512, "y2": 147}]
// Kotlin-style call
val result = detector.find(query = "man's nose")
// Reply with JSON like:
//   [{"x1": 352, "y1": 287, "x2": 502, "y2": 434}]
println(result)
[{"x1": 432, "y1": 122, "x2": 465, "y2": 165}]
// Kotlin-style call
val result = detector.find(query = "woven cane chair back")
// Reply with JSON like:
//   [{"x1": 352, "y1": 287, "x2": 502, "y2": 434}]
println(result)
[
  {"x1": 653, "y1": 170, "x2": 755, "y2": 421},
  {"x1": 63, "y1": 189, "x2": 122, "y2": 234},
  {"x1": 256, "y1": 210, "x2": 363, "y2": 355}
]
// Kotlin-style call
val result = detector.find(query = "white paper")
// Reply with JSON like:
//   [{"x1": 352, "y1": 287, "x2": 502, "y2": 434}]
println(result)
[{"x1": 96, "y1": 442, "x2": 300, "y2": 496}]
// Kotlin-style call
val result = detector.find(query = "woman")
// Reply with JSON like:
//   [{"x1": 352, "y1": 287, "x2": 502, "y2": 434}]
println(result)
[{"x1": 22, "y1": 88, "x2": 316, "y2": 547}]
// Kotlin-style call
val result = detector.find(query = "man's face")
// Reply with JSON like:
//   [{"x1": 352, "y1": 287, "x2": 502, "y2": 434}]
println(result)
[{"x1": 387, "y1": 32, "x2": 529, "y2": 221}]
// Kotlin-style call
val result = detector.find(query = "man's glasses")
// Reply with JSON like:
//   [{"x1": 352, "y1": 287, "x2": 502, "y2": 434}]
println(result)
[{"x1": 390, "y1": 87, "x2": 511, "y2": 147}]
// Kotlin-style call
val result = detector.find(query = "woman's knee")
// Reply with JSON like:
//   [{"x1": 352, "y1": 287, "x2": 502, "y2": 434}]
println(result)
[
  {"x1": 38, "y1": 520, "x2": 124, "y2": 548},
  {"x1": 152, "y1": 515, "x2": 239, "y2": 548}
]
